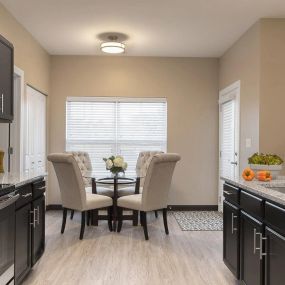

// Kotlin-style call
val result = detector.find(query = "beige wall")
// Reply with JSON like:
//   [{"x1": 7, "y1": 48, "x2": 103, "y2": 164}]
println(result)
[
  {"x1": 49, "y1": 56, "x2": 219, "y2": 205},
  {"x1": 219, "y1": 22, "x2": 261, "y2": 171},
  {"x1": 0, "y1": 3, "x2": 50, "y2": 93},
  {"x1": 219, "y1": 19, "x2": 285, "y2": 174},
  {"x1": 260, "y1": 19, "x2": 285, "y2": 166}
]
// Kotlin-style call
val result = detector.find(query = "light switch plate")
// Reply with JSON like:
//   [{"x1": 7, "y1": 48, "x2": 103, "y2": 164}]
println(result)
[{"x1": 246, "y1": 138, "x2": 251, "y2": 148}]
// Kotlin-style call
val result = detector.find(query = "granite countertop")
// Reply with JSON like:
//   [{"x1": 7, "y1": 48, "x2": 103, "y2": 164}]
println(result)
[
  {"x1": 0, "y1": 171, "x2": 47, "y2": 188},
  {"x1": 221, "y1": 176, "x2": 285, "y2": 206}
]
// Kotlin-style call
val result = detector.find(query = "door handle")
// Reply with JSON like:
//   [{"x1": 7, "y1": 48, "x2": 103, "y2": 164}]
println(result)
[{"x1": 230, "y1": 161, "x2": 238, "y2": 165}]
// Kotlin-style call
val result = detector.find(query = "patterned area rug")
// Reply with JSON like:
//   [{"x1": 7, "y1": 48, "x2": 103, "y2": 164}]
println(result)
[{"x1": 173, "y1": 211, "x2": 223, "y2": 231}]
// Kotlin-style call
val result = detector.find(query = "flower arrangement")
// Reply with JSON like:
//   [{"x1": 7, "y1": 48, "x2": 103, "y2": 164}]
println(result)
[{"x1": 103, "y1": 155, "x2": 128, "y2": 175}]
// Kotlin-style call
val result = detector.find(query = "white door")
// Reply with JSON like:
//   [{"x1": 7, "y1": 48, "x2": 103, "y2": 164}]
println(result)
[
  {"x1": 218, "y1": 81, "x2": 240, "y2": 211},
  {"x1": 24, "y1": 86, "x2": 46, "y2": 173}
]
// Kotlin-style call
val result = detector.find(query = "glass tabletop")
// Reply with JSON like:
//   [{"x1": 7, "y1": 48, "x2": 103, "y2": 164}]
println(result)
[{"x1": 83, "y1": 171, "x2": 144, "y2": 185}]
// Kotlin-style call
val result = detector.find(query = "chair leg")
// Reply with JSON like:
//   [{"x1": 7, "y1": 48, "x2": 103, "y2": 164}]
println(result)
[
  {"x1": 87, "y1": 211, "x2": 90, "y2": 226},
  {"x1": 70, "y1": 210, "x2": 74, "y2": 220},
  {"x1": 80, "y1": 211, "x2": 86, "y2": 240},
  {"x1": 92, "y1": 209, "x2": 99, "y2": 226},
  {"x1": 163, "y1": 208, "x2": 169, "y2": 235},
  {"x1": 133, "y1": 210, "x2": 138, "y2": 226},
  {"x1": 117, "y1": 207, "x2": 123, "y2": 233},
  {"x1": 154, "y1": 210, "x2": 158, "y2": 218},
  {"x1": 61, "y1": 208, "x2": 67, "y2": 234},
  {"x1": 141, "y1": 211, "x2": 149, "y2": 240},
  {"x1": 107, "y1": 207, "x2": 113, "y2": 232}
]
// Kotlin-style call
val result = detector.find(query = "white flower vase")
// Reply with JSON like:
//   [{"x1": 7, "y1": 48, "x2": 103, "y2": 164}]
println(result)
[{"x1": 250, "y1": 164, "x2": 283, "y2": 179}]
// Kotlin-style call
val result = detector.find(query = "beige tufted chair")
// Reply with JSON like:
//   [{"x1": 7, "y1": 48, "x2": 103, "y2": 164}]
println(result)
[
  {"x1": 65, "y1": 151, "x2": 92, "y2": 187},
  {"x1": 47, "y1": 153, "x2": 113, "y2": 239},
  {"x1": 136, "y1": 151, "x2": 164, "y2": 190},
  {"x1": 117, "y1": 153, "x2": 181, "y2": 240}
]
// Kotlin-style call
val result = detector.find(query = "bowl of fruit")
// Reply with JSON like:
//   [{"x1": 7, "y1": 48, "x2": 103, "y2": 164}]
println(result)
[{"x1": 248, "y1": 153, "x2": 283, "y2": 179}]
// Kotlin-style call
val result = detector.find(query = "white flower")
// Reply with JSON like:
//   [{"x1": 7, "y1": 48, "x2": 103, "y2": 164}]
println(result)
[
  {"x1": 123, "y1": 162, "x2": 128, "y2": 170},
  {"x1": 106, "y1": 159, "x2": 113, "y2": 170},
  {"x1": 113, "y1": 157, "x2": 124, "y2": 167}
]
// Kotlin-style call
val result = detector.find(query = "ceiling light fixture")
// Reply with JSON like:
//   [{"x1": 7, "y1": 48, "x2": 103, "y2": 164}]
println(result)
[{"x1": 100, "y1": 36, "x2": 125, "y2": 54}]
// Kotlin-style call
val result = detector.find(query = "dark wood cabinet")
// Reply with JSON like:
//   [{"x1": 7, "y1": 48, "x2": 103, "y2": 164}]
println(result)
[
  {"x1": 240, "y1": 211, "x2": 263, "y2": 285},
  {"x1": 223, "y1": 200, "x2": 240, "y2": 278},
  {"x1": 32, "y1": 195, "x2": 45, "y2": 266},
  {"x1": 265, "y1": 227, "x2": 285, "y2": 285},
  {"x1": 224, "y1": 182, "x2": 285, "y2": 285},
  {"x1": 15, "y1": 204, "x2": 32, "y2": 284},
  {"x1": 0, "y1": 34, "x2": 13, "y2": 122},
  {"x1": 14, "y1": 178, "x2": 45, "y2": 284}
]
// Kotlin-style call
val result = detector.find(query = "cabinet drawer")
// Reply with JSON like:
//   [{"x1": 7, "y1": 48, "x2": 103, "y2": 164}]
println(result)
[
  {"x1": 32, "y1": 179, "x2": 46, "y2": 200},
  {"x1": 224, "y1": 183, "x2": 239, "y2": 205},
  {"x1": 265, "y1": 202, "x2": 285, "y2": 236},
  {"x1": 15, "y1": 184, "x2": 33, "y2": 209},
  {"x1": 240, "y1": 191, "x2": 263, "y2": 220}
]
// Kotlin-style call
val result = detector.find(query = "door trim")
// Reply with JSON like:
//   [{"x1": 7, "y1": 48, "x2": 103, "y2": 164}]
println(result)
[
  {"x1": 10, "y1": 66, "x2": 25, "y2": 173},
  {"x1": 218, "y1": 81, "x2": 240, "y2": 212}
]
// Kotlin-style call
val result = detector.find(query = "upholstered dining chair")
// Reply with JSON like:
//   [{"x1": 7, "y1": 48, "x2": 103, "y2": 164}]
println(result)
[
  {"x1": 47, "y1": 153, "x2": 113, "y2": 240},
  {"x1": 136, "y1": 151, "x2": 163, "y2": 218},
  {"x1": 65, "y1": 151, "x2": 136, "y2": 225},
  {"x1": 117, "y1": 153, "x2": 181, "y2": 240},
  {"x1": 65, "y1": 151, "x2": 113, "y2": 220}
]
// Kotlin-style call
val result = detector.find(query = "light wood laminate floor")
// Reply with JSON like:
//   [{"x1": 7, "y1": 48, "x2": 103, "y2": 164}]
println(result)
[{"x1": 24, "y1": 211, "x2": 238, "y2": 285}]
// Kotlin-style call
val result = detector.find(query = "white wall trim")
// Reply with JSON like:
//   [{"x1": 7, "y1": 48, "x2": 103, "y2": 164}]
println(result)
[
  {"x1": 66, "y1": 96, "x2": 167, "y2": 103},
  {"x1": 13, "y1": 65, "x2": 25, "y2": 173}
]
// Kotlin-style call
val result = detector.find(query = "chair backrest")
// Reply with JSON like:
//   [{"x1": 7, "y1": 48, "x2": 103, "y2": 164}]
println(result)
[
  {"x1": 136, "y1": 151, "x2": 164, "y2": 186},
  {"x1": 47, "y1": 153, "x2": 87, "y2": 211},
  {"x1": 65, "y1": 151, "x2": 92, "y2": 186},
  {"x1": 142, "y1": 153, "x2": 181, "y2": 211}
]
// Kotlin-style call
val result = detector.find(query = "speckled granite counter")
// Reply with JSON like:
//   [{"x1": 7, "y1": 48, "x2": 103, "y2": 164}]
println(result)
[
  {"x1": 221, "y1": 177, "x2": 285, "y2": 206},
  {"x1": 0, "y1": 171, "x2": 47, "y2": 188}
]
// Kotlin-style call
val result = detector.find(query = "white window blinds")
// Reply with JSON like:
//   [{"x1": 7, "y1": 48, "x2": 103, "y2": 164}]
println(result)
[
  {"x1": 220, "y1": 100, "x2": 235, "y2": 179},
  {"x1": 66, "y1": 97, "x2": 167, "y2": 175}
]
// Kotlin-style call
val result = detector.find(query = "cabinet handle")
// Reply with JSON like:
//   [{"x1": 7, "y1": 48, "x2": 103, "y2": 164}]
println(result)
[
  {"x1": 30, "y1": 210, "x2": 36, "y2": 228},
  {"x1": 34, "y1": 207, "x2": 39, "y2": 226},
  {"x1": 37, "y1": 186, "x2": 46, "y2": 191},
  {"x1": 254, "y1": 231, "x2": 267, "y2": 260},
  {"x1": 253, "y1": 228, "x2": 261, "y2": 254},
  {"x1": 22, "y1": 193, "x2": 32, "y2": 198},
  {"x1": 231, "y1": 213, "x2": 238, "y2": 234},
  {"x1": 224, "y1": 190, "x2": 233, "y2": 195},
  {"x1": 1, "y1": 94, "x2": 3, "y2": 114},
  {"x1": 259, "y1": 234, "x2": 267, "y2": 260},
  {"x1": 37, "y1": 206, "x2": 40, "y2": 225}
]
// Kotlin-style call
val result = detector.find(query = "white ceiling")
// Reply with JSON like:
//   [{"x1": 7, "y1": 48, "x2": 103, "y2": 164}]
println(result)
[{"x1": 1, "y1": 0, "x2": 285, "y2": 57}]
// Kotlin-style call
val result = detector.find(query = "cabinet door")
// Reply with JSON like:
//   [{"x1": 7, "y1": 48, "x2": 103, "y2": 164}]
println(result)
[
  {"x1": 223, "y1": 200, "x2": 240, "y2": 278},
  {"x1": 0, "y1": 37, "x2": 13, "y2": 121},
  {"x1": 15, "y1": 203, "x2": 31, "y2": 284},
  {"x1": 240, "y1": 211, "x2": 263, "y2": 285},
  {"x1": 32, "y1": 195, "x2": 45, "y2": 266},
  {"x1": 265, "y1": 227, "x2": 285, "y2": 285}
]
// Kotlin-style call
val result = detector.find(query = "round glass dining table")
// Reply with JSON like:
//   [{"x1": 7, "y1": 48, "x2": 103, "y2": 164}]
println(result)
[{"x1": 83, "y1": 172, "x2": 143, "y2": 231}]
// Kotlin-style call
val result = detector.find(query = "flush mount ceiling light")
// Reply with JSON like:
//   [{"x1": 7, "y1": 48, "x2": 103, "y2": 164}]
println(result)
[{"x1": 100, "y1": 36, "x2": 125, "y2": 54}]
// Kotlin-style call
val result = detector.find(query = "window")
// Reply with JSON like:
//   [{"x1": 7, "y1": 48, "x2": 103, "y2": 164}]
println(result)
[{"x1": 66, "y1": 97, "x2": 167, "y2": 175}]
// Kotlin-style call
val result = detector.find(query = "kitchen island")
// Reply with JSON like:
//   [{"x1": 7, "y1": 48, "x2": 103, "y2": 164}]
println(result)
[
  {"x1": 222, "y1": 176, "x2": 285, "y2": 285},
  {"x1": 0, "y1": 171, "x2": 46, "y2": 285}
]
